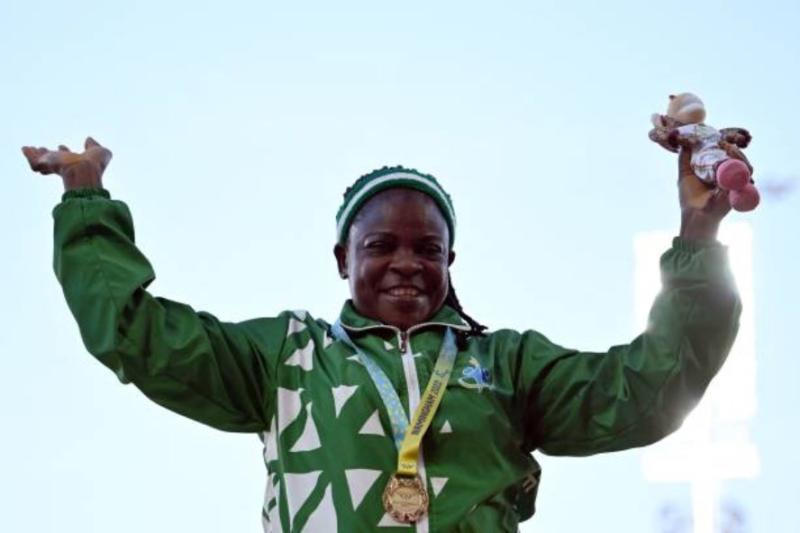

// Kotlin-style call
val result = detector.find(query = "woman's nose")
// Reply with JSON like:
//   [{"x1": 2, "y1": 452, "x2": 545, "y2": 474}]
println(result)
[{"x1": 389, "y1": 249, "x2": 423, "y2": 275}]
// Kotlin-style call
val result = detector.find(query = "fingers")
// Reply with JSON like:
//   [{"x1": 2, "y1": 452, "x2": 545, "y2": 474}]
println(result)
[
  {"x1": 21, "y1": 146, "x2": 56, "y2": 174},
  {"x1": 677, "y1": 147, "x2": 694, "y2": 180},
  {"x1": 21, "y1": 146, "x2": 35, "y2": 161},
  {"x1": 709, "y1": 187, "x2": 725, "y2": 204},
  {"x1": 707, "y1": 187, "x2": 732, "y2": 216},
  {"x1": 84, "y1": 136, "x2": 113, "y2": 169},
  {"x1": 98, "y1": 148, "x2": 113, "y2": 169},
  {"x1": 678, "y1": 146, "x2": 691, "y2": 167},
  {"x1": 21, "y1": 145, "x2": 42, "y2": 166},
  {"x1": 21, "y1": 146, "x2": 37, "y2": 169}
]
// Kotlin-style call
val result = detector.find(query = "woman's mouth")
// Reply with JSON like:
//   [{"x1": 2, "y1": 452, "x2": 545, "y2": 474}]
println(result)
[{"x1": 386, "y1": 287, "x2": 422, "y2": 297}]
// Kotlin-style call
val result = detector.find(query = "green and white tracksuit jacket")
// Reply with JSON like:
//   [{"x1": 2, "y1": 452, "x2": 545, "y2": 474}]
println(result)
[{"x1": 52, "y1": 188, "x2": 741, "y2": 532}]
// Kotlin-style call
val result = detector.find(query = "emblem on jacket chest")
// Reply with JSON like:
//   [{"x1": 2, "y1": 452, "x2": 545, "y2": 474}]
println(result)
[{"x1": 457, "y1": 356, "x2": 493, "y2": 392}]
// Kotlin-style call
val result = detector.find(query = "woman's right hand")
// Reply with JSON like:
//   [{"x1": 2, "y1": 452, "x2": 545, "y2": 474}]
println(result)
[{"x1": 21, "y1": 136, "x2": 112, "y2": 190}]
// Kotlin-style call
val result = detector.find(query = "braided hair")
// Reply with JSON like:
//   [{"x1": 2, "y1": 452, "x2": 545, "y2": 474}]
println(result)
[
  {"x1": 337, "y1": 166, "x2": 488, "y2": 347},
  {"x1": 444, "y1": 273, "x2": 487, "y2": 349}
]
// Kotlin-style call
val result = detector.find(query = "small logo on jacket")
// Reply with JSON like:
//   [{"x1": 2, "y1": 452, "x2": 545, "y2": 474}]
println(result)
[{"x1": 458, "y1": 357, "x2": 493, "y2": 392}]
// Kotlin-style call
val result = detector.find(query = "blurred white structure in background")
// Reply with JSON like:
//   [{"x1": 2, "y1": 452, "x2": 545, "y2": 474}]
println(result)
[{"x1": 634, "y1": 223, "x2": 759, "y2": 533}]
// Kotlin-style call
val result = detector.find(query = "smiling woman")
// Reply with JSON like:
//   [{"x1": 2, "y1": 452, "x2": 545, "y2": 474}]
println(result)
[
  {"x1": 333, "y1": 167, "x2": 488, "y2": 345},
  {"x1": 335, "y1": 187, "x2": 455, "y2": 332},
  {"x1": 23, "y1": 139, "x2": 742, "y2": 532}
]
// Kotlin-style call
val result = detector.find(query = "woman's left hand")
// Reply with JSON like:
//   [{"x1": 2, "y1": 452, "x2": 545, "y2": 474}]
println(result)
[
  {"x1": 21, "y1": 137, "x2": 111, "y2": 191},
  {"x1": 678, "y1": 148, "x2": 731, "y2": 241}
]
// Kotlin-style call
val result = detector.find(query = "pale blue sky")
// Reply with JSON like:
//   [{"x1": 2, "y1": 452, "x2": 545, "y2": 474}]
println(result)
[{"x1": 2, "y1": 1, "x2": 798, "y2": 531}]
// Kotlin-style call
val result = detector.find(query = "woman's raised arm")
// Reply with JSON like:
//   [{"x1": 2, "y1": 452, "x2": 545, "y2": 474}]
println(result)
[
  {"x1": 517, "y1": 147, "x2": 742, "y2": 455},
  {"x1": 23, "y1": 138, "x2": 285, "y2": 432}
]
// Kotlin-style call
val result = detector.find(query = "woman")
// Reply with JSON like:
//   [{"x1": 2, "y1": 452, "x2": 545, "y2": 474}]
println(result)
[{"x1": 22, "y1": 138, "x2": 740, "y2": 532}]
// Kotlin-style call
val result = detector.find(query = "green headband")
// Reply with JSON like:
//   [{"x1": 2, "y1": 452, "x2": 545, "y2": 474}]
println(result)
[{"x1": 335, "y1": 166, "x2": 457, "y2": 246}]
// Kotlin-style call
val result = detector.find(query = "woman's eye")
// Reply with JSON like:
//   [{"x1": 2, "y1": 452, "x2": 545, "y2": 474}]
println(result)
[{"x1": 423, "y1": 244, "x2": 443, "y2": 255}]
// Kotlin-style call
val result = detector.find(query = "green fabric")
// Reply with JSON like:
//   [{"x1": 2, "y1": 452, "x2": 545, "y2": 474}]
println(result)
[
  {"x1": 335, "y1": 166, "x2": 457, "y2": 246},
  {"x1": 52, "y1": 188, "x2": 741, "y2": 532}
]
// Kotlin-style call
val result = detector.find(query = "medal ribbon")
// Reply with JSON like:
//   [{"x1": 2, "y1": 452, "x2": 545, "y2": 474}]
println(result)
[{"x1": 332, "y1": 321, "x2": 458, "y2": 477}]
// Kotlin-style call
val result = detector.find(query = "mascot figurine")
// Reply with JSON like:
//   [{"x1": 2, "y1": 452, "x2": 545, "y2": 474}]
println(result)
[{"x1": 649, "y1": 92, "x2": 760, "y2": 211}]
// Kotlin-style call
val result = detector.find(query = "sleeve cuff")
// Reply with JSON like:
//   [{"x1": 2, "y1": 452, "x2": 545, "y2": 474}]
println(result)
[
  {"x1": 671, "y1": 236, "x2": 723, "y2": 252},
  {"x1": 661, "y1": 236, "x2": 732, "y2": 286},
  {"x1": 61, "y1": 187, "x2": 111, "y2": 202}
]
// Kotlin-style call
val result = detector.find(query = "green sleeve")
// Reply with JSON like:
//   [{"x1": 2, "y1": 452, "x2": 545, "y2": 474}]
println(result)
[
  {"x1": 519, "y1": 237, "x2": 742, "y2": 456},
  {"x1": 52, "y1": 188, "x2": 286, "y2": 433}
]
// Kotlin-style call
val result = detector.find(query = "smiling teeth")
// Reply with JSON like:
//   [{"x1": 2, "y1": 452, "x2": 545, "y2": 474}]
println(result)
[{"x1": 388, "y1": 287, "x2": 420, "y2": 297}]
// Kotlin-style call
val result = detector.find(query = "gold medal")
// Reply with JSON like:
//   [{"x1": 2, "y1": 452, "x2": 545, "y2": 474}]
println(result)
[{"x1": 382, "y1": 473, "x2": 429, "y2": 524}]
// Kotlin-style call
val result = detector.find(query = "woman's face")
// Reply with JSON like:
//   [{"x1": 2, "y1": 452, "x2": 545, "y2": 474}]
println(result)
[{"x1": 334, "y1": 188, "x2": 455, "y2": 330}]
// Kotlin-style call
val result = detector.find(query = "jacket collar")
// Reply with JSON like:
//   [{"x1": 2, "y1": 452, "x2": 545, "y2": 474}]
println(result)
[{"x1": 338, "y1": 300, "x2": 471, "y2": 333}]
